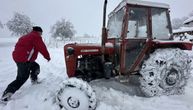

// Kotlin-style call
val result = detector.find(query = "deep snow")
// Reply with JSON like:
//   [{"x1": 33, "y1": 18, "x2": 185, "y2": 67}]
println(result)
[{"x1": 0, "y1": 37, "x2": 193, "y2": 110}]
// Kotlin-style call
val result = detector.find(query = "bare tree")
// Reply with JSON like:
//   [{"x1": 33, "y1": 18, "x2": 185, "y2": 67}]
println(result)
[
  {"x1": 50, "y1": 19, "x2": 76, "y2": 40},
  {"x1": 171, "y1": 18, "x2": 184, "y2": 29},
  {"x1": 172, "y1": 11, "x2": 193, "y2": 29},
  {"x1": 182, "y1": 16, "x2": 189, "y2": 21},
  {"x1": 6, "y1": 12, "x2": 33, "y2": 36}
]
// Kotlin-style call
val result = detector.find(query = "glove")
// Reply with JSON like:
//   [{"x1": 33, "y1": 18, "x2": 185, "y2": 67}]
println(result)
[{"x1": 46, "y1": 57, "x2": 51, "y2": 62}]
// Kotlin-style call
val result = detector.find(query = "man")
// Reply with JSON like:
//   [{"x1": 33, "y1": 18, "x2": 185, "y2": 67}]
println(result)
[{"x1": 1, "y1": 26, "x2": 51, "y2": 102}]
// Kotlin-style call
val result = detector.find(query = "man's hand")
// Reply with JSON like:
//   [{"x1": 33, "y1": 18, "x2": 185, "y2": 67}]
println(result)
[{"x1": 47, "y1": 57, "x2": 51, "y2": 62}]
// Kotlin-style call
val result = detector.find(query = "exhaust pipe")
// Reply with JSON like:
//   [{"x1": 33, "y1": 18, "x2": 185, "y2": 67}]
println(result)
[
  {"x1": 101, "y1": 0, "x2": 108, "y2": 62},
  {"x1": 102, "y1": 0, "x2": 107, "y2": 28}
]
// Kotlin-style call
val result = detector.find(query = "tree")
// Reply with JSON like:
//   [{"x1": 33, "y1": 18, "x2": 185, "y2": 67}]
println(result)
[
  {"x1": 50, "y1": 19, "x2": 76, "y2": 40},
  {"x1": 181, "y1": 16, "x2": 188, "y2": 22},
  {"x1": 0, "y1": 21, "x2": 3, "y2": 29},
  {"x1": 171, "y1": 18, "x2": 184, "y2": 29},
  {"x1": 6, "y1": 12, "x2": 33, "y2": 36}
]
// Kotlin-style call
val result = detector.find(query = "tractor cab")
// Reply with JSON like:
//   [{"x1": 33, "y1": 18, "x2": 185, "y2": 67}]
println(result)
[
  {"x1": 107, "y1": 0, "x2": 172, "y2": 40},
  {"x1": 106, "y1": 0, "x2": 191, "y2": 74}
]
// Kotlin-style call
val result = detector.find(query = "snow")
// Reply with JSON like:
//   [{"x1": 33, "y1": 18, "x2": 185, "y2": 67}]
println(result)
[
  {"x1": 153, "y1": 39, "x2": 192, "y2": 43},
  {"x1": 183, "y1": 16, "x2": 193, "y2": 25},
  {"x1": 173, "y1": 27, "x2": 193, "y2": 34},
  {"x1": 113, "y1": 0, "x2": 169, "y2": 13},
  {"x1": 1, "y1": 37, "x2": 193, "y2": 110},
  {"x1": 173, "y1": 33, "x2": 193, "y2": 42}
]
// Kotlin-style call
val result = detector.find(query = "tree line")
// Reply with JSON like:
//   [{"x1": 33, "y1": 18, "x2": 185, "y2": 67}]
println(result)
[
  {"x1": 172, "y1": 10, "x2": 193, "y2": 29},
  {"x1": 0, "y1": 12, "x2": 76, "y2": 40}
]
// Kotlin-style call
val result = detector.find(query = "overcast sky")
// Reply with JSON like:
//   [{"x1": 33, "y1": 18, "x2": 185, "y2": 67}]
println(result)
[{"x1": 0, "y1": 0, "x2": 193, "y2": 37}]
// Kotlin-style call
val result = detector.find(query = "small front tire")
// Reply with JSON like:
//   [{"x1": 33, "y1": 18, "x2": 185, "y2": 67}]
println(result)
[{"x1": 56, "y1": 78, "x2": 97, "y2": 110}]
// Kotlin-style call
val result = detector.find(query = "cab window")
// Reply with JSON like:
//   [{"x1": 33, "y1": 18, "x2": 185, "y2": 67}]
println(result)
[
  {"x1": 127, "y1": 7, "x2": 148, "y2": 38},
  {"x1": 107, "y1": 8, "x2": 124, "y2": 38},
  {"x1": 152, "y1": 8, "x2": 170, "y2": 39}
]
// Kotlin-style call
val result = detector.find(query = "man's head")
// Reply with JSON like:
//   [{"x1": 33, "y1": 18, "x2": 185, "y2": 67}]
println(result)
[{"x1": 32, "y1": 26, "x2": 43, "y2": 35}]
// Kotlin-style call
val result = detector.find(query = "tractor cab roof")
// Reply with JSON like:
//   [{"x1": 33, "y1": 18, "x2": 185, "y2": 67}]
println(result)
[{"x1": 111, "y1": 0, "x2": 169, "y2": 15}]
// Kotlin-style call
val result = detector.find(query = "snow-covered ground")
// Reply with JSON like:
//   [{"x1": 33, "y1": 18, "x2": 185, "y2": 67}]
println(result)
[{"x1": 0, "y1": 37, "x2": 193, "y2": 110}]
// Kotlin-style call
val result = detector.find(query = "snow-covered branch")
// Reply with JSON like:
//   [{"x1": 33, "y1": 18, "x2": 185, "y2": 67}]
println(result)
[{"x1": 6, "y1": 12, "x2": 33, "y2": 36}]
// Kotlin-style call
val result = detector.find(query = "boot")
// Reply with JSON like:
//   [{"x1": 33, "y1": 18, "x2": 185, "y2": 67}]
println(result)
[
  {"x1": 31, "y1": 80, "x2": 41, "y2": 85},
  {"x1": 31, "y1": 78, "x2": 41, "y2": 85},
  {"x1": 1, "y1": 92, "x2": 13, "y2": 102}
]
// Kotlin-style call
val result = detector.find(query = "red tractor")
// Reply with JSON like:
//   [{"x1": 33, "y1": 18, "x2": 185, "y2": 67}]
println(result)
[{"x1": 57, "y1": 0, "x2": 192, "y2": 110}]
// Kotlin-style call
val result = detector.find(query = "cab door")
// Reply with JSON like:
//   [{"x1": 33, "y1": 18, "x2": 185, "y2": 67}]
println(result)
[
  {"x1": 120, "y1": 6, "x2": 150, "y2": 74},
  {"x1": 106, "y1": 7, "x2": 125, "y2": 73}
]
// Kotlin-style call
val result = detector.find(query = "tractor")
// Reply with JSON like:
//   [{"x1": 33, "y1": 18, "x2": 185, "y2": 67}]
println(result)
[{"x1": 56, "y1": 0, "x2": 192, "y2": 110}]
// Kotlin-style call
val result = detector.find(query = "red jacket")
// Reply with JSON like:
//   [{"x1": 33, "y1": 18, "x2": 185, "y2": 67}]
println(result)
[{"x1": 12, "y1": 31, "x2": 50, "y2": 62}]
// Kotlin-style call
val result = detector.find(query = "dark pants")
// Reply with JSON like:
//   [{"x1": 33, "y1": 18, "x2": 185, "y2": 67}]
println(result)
[{"x1": 3, "y1": 62, "x2": 40, "y2": 94}]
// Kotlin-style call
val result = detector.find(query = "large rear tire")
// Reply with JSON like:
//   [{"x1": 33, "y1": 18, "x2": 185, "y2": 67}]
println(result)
[
  {"x1": 56, "y1": 78, "x2": 97, "y2": 110},
  {"x1": 139, "y1": 48, "x2": 192, "y2": 97}
]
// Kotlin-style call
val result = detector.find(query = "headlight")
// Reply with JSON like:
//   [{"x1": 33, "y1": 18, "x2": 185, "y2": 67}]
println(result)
[{"x1": 67, "y1": 47, "x2": 74, "y2": 55}]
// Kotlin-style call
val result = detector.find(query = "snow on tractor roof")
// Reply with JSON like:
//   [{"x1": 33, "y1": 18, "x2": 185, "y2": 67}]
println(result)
[{"x1": 113, "y1": 0, "x2": 169, "y2": 13}]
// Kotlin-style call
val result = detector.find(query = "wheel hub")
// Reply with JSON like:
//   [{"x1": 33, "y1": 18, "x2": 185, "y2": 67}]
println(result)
[
  {"x1": 165, "y1": 68, "x2": 178, "y2": 86},
  {"x1": 67, "y1": 96, "x2": 80, "y2": 108}
]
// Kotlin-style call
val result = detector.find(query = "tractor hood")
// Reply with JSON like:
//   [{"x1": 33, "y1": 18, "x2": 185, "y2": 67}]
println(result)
[{"x1": 64, "y1": 42, "x2": 114, "y2": 56}]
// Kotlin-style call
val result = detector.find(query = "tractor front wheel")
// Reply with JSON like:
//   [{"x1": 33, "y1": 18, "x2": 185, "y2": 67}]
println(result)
[{"x1": 56, "y1": 78, "x2": 97, "y2": 110}]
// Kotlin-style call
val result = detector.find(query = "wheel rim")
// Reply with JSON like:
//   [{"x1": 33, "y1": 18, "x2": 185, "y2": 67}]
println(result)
[
  {"x1": 57, "y1": 87, "x2": 89, "y2": 110},
  {"x1": 160, "y1": 65, "x2": 182, "y2": 90},
  {"x1": 165, "y1": 68, "x2": 178, "y2": 86},
  {"x1": 67, "y1": 96, "x2": 80, "y2": 108}
]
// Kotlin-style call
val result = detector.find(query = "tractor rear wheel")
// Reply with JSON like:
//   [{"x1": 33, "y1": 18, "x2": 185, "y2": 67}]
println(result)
[
  {"x1": 139, "y1": 48, "x2": 192, "y2": 97},
  {"x1": 56, "y1": 78, "x2": 97, "y2": 110}
]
